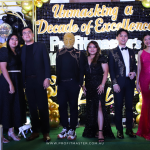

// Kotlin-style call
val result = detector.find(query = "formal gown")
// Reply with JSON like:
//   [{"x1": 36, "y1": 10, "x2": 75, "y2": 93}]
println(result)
[
  {"x1": 136, "y1": 50, "x2": 150, "y2": 140},
  {"x1": 0, "y1": 47, "x2": 26, "y2": 129},
  {"x1": 82, "y1": 55, "x2": 115, "y2": 138}
]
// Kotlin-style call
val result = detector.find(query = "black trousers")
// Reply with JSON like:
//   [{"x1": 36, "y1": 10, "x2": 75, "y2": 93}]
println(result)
[
  {"x1": 57, "y1": 80, "x2": 80, "y2": 130},
  {"x1": 25, "y1": 78, "x2": 50, "y2": 134},
  {"x1": 114, "y1": 77, "x2": 134, "y2": 131}
]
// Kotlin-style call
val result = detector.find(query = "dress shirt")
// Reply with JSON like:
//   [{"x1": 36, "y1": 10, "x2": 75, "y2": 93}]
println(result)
[{"x1": 119, "y1": 46, "x2": 130, "y2": 77}]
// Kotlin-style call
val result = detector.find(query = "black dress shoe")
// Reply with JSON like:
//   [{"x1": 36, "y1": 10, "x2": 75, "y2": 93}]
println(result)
[
  {"x1": 117, "y1": 130, "x2": 124, "y2": 139},
  {"x1": 43, "y1": 133, "x2": 51, "y2": 142},
  {"x1": 26, "y1": 133, "x2": 39, "y2": 141},
  {"x1": 126, "y1": 129, "x2": 136, "y2": 138}
]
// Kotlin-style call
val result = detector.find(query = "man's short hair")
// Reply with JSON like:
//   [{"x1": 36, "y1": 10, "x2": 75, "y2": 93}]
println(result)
[
  {"x1": 116, "y1": 28, "x2": 129, "y2": 37},
  {"x1": 22, "y1": 26, "x2": 33, "y2": 35}
]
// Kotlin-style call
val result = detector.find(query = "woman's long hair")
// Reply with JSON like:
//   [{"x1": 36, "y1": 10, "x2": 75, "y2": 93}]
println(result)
[
  {"x1": 6, "y1": 33, "x2": 21, "y2": 55},
  {"x1": 142, "y1": 33, "x2": 150, "y2": 49},
  {"x1": 86, "y1": 41, "x2": 101, "y2": 64}
]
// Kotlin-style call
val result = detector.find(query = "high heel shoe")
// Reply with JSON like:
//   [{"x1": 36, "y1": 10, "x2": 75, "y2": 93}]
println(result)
[
  {"x1": 3, "y1": 136, "x2": 10, "y2": 143},
  {"x1": 8, "y1": 131, "x2": 20, "y2": 141},
  {"x1": 98, "y1": 130, "x2": 104, "y2": 143}
]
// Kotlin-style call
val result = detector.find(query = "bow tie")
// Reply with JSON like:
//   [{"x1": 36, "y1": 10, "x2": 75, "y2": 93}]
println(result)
[{"x1": 121, "y1": 47, "x2": 128, "y2": 51}]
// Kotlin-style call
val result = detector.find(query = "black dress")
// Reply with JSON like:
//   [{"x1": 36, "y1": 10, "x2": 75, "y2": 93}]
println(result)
[
  {"x1": 82, "y1": 54, "x2": 115, "y2": 138},
  {"x1": 0, "y1": 47, "x2": 26, "y2": 129}
]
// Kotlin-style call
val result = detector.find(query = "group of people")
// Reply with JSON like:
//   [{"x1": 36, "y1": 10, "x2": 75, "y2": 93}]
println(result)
[
  {"x1": 0, "y1": 27, "x2": 150, "y2": 144},
  {"x1": 0, "y1": 27, "x2": 51, "y2": 143}
]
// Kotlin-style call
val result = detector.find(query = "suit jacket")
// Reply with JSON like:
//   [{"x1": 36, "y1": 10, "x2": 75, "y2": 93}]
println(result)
[
  {"x1": 108, "y1": 46, "x2": 137, "y2": 89},
  {"x1": 56, "y1": 48, "x2": 85, "y2": 86},
  {"x1": 21, "y1": 42, "x2": 51, "y2": 87}
]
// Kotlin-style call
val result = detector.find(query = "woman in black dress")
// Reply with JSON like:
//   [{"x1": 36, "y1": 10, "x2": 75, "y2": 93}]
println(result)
[
  {"x1": 0, "y1": 34, "x2": 26, "y2": 143},
  {"x1": 82, "y1": 41, "x2": 114, "y2": 142}
]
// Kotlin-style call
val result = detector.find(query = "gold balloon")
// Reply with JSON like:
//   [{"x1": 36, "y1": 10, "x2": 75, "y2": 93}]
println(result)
[
  {"x1": 51, "y1": 112, "x2": 57, "y2": 118},
  {"x1": 142, "y1": 0, "x2": 150, "y2": 8},
  {"x1": 134, "y1": 88, "x2": 139, "y2": 96},
  {"x1": 55, "y1": 103, "x2": 59, "y2": 108},
  {"x1": 41, "y1": 0, "x2": 50, "y2": 3},
  {"x1": 49, "y1": 110, "x2": 51, "y2": 115},
  {"x1": 51, "y1": 110, "x2": 59, "y2": 118},
  {"x1": 16, "y1": 1, "x2": 21, "y2": 5},
  {"x1": 53, "y1": 102, "x2": 58, "y2": 106},
  {"x1": 47, "y1": 86, "x2": 54, "y2": 98},
  {"x1": 49, "y1": 117, "x2": 60, "y2": 128},
  {"x1": 22, "y1": 9, "x2": 28, "y2": 14},
  {"x1": 35, "y1": 0, "x2": 43, "y2": 8},
  {"x1": 0, "y1": 42, "x2": 6, "y2": 48},
  {"x1": 55, "y1": 118, "x2": 60, "y2": 126},
  {"x1": 24, "y1": 14, "x2": 32, "y2": 21},
  {"x1": 28, "y1": 11, "x2": 33, "y2": 17},
  {"x1": 136, "y1": 102, "x2": 142, "y2": 113},
  {"x1": 139, "y1": 93, "x2": 142, "y2": 99},
  {"x1": 48, "y1": 102, "x2": 51, "y2": 109},
  {"x1": 49, "y1": 103, "x2": 57, "y2": 110},
  {"x1": 47, "y1": 87, "x2": 52, "y2": 98},
  {"x1": 48, "y1": 98, "x2": 53, "y2": 104},
  {"x1": 49, "y1": 117, "x2": 56, "y2": 128},
  {"x1": 136, "y1": 114, "x2": 141, "y2": 124},
  {"x1": 52, "y1": 85, "x2": 57, "y2": 97},
  {"x1": 34, "y1": 0, "x2": 36, "y2": 4},
  {"x1": 47, "y1": 91, "x2": 51, "y2": 98},
  {"x1": 21, "y1": 1, "x2": 33, "y2": 12},
  {"x1": 139, "y1": 95, "x2": 143, "y2": 103}
]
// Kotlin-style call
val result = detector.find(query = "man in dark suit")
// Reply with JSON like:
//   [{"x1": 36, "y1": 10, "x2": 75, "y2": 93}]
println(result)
[
  {"x1": 56, "y1": 33, "x2": 85, "y2": 140},
  {"x1": 21, "y1": 27, "x2": 51, "y2": 142},
  {"x1": 108, "y1": 28, "x2": 137, "y2": 139}
]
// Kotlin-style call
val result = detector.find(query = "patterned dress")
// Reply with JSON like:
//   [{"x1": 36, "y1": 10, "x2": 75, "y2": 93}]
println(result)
[{"x1": 82, "y1": 55, "x2": 115, "y2": 138}]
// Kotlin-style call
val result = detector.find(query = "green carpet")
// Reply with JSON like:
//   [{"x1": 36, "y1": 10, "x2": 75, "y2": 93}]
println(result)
[{"x1": 3, "y1": 126, "x2": 150, "y2": 150}]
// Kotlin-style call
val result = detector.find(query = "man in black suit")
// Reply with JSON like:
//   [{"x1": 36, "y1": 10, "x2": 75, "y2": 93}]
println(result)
[
  {"x1": 56, "y1": 33, "x2": 85, "y2": 140},
  {"x1": 108, "y1": 28, "x2": 137, "y2": 139},
  {"x1": 21, "y1": 27, "x2": 51, "y2": 142}
]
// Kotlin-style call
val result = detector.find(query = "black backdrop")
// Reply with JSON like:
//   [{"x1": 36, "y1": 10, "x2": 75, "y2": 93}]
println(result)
[
  {"x1": 36, "y1": 1, "x2": 150, "y2": 121},
  {"x1": 36, "y1": 1, "x2": 150, "y2": 53}
]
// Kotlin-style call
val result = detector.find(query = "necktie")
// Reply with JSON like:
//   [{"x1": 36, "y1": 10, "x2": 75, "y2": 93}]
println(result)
[{"x1": 121, "y1": 47, "x2": 128, "y2": 51}]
